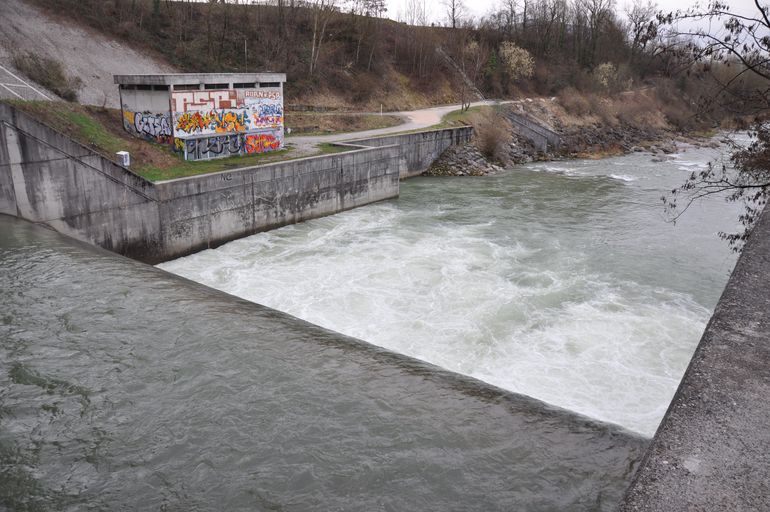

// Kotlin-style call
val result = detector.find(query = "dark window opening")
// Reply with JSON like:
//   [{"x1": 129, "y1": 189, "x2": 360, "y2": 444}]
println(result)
[
  {"x1": 204, "y1": 83, "x2": 229, "y2": 90},
  {"x1": 259, "y1": 82, "x2": 280, "y2": 88},
  {"x1": 136, "y1": 84, "x2": 152, "y2": 90},
  {"x1": 119, "y1": 84, "x2": 136, "y2": 90},
  {"x1": 174, "y1": 84, "x2": 200, "y2": 91},
  {"x1": 233, "y1": 82, "x2": 257, "y2": 89},
  {"x1": 152, "y1": 85, "x2": 169, "y2": 91}
]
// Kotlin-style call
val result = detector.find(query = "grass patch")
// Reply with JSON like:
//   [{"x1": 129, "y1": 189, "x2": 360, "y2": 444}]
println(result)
[
  {"x1": 317, "y1": 142, "x2": 354, "y2": 154},
  {"x1": 141, "y1": 149, "x2": 295, "y2": 181},
  {"x1": 11, "y1": 52, "x2": 82, "y2": 101},
  {"x1": 431, "y1": 106, "x2": 491, "y2": 129},
  {"x1": 286, "y1": 112, "x2": 403, "y2": 136},
  {"x1": 5, "y1": 100, "x2": 317, "y2": 181}
]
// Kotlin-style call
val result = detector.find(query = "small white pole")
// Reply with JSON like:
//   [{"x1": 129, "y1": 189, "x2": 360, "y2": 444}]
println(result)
[{"x1": 380, "y1": 104, "x2": 383, "y2": 116}]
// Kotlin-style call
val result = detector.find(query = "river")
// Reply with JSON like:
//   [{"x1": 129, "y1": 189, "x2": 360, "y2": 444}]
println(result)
[
  {"x1": 160, "y1": 142, "x2": 743, "y2": 437},
  {"x1": 0, "y1": 216, "x2": 645, "y2": 510}
]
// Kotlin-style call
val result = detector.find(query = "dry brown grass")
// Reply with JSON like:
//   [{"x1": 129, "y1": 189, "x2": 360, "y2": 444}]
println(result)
[
  {"x1": 558, "y1": 87, "x2": 591, "y2": 117},
  {"x1": 284, "y1": 112, "x2": 403, "y2": 135},
  {"x1": 470, "y1": 109, "x2": 512, "y2": 163},
  {"x1": 554, "y1": 87, "x2": 682, "y2": 131}
]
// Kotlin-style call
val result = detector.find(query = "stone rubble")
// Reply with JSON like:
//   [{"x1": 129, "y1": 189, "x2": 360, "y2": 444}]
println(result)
[{"x1": 424, "y1": 116, "x2": 719, "y2": 177}]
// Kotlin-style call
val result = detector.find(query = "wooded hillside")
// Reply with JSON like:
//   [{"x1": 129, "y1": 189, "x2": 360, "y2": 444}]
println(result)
[{"x1": 24, "y1": 0, "x2": 762, "y2": 123}]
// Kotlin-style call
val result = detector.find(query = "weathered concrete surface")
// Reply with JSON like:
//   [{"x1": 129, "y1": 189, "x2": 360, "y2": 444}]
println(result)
[
  {"x1": 620, "y1": 204, "x2": 770, "y2": 511},
  {"x1": 0, "y1": 102, "x2": 469, "y2": 263},
  {"x1": 114, "y1": 72, "x2": 285, "y2": 87},
  {"x1": 503, "y1": 109, "x2": 561, "y2": 153},
  {"x1": 346, "y1": 127, "x2": 473, "y2": 178}
]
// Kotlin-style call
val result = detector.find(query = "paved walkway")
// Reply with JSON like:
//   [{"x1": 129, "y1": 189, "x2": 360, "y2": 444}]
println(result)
[{"x1": 286, "y1": 100, "x2": 507, "y2": 155}]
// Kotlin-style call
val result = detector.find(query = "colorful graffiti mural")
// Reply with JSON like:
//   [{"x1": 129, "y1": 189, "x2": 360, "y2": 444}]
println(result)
[
  {"x1": 183, "y1": 131, "x2": 282, "y2": 160},
  {"x1": 167, "y1": 87, "x2": 284, "y2": 160},
  {"x1": 251, "y1": 103, "x2": 284, "y2": 128},
  {"x1": 123, "y1": 110, "x2": 172, "y2": 143},
  {"x1": 119, "y1": 84, "x2": 284, "y2": 160},
  {"x1": 245, "y1": 133, "x2": 281, "y2": 154},
  {"x1": 174, "y1": 110, "x2": 252, "y2": 135}
]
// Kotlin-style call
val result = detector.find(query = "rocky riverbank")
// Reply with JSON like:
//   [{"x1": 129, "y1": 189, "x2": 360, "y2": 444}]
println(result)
[{"x1": 425, "y1": 113, "x2": 720, "y2": 177}]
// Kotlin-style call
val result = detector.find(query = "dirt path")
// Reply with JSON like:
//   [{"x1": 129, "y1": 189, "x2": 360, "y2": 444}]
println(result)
[{"x1": 0, "y1": 0, "x2": 175, "y2": 107}]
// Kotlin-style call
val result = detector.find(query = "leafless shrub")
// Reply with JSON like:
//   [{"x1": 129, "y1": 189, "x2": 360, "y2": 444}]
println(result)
[
  {"x1": 470, "y1": 109, "x2": 512, "y2": 163},
  {"x1": 558, "y1": 87, "x2": 591, "y2": 116}
]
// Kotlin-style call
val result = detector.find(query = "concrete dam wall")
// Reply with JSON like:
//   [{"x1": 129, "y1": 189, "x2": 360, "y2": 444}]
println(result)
[{"x1": 0, "y1": 103, "x2": 472, "y2": 263}]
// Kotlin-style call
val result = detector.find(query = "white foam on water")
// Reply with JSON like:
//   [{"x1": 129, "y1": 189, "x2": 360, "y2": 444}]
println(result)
[
  {"x1": 159, "y1": 143, "x2": 743, "y2": 437},
  {"x1": 160, "y1": 205, "x2": 712, "y2": 436},
  {"x1": 609, "y1": 174, "x2": 637, "y2": 182}
]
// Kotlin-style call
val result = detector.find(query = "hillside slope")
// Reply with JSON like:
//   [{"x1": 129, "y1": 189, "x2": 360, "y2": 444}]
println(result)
[{"x1": 0, "y1": 0, "x2": 175, "y2": 107}]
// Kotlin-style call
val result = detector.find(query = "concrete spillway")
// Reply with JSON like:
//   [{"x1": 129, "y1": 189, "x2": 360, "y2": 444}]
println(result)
[{"x1": 0, "y1": 215, "x2": 646, "y2": 510}]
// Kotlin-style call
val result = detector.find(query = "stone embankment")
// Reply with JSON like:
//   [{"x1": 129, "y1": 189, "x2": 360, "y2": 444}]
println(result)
[
  {"x1": 425, "y1": 133, "x2": 538, "y2": 177},
  {"x1": 425, "y1": 108, "x2": 720, "y2": 177}
]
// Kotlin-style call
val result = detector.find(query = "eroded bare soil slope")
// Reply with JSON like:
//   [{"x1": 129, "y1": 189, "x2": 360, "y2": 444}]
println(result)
[{"x1": 0, "y1": 0, "x2": 174, "y2": 106}]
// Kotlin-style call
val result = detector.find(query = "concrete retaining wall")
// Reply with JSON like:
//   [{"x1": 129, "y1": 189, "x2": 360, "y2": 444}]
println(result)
[
  {"x1": 345, "y1": 126, "x2": 473, "y2": 178},
  {"x1": 0, "y1": 103, "x2": 469, "y2": 263},
  {"x1": 620, "y1": 203, "x2": 770, "y2": 510},
  {"x1": 504, "y1": 111, "x2": 561, "y2": 152}
]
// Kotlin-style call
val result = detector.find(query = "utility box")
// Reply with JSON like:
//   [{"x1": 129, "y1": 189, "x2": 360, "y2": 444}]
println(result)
[
  {"x1": 116, "y1": 151, "x2": 130, "y2": 167},
  {"x1": 113, "y1": 73, "x2": 287, "y2": 162}
]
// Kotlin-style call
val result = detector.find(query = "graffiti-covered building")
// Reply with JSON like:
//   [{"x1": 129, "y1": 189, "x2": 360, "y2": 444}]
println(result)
[{"x1": 114, "y1": 73, "x2": 286, "y2": 161}]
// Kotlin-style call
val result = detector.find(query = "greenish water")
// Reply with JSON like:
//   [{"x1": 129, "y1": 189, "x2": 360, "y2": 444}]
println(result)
[
  {"x1": 161, "y1": 144, "x2": 742, "y2": 436},
  {"x1": 0, "y1": 217, "x2": 645, "y2": 511}
]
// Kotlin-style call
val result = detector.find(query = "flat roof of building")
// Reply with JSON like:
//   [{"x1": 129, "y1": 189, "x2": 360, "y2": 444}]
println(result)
[{"x1": 113, "y1": 73, "x2": 286, "y2": 85}]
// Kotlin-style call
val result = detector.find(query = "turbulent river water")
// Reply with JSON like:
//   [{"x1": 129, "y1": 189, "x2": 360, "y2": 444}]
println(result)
[
  {"x1": 160, "y1": 143, "x2": 742, "y2": 437},
  {"x1": 1, "y1": 216, "x2": 644, "y2": 510}
]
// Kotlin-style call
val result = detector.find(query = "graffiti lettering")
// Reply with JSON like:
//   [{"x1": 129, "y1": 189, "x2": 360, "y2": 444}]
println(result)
[
  {"x1": 244, "y1": 90, "x2": 281, "y2": 100},
  {"x1": 211, "y1": 110, "x2": 250, "y2": 133},
  {"x1": 185, "y1": 134, "x2": 244, "y2": 160},
  {"x1": 182, "y1": 131, "x2": 282, "y2": 161},
  {"x1": 257, "y1": 103, "x2": 283, "y2": 117},
  {"x1": 135, "y1": 112, "x2": 171, "y2": 138},
  {"x1": 175, "y1": 111, "x2": 210, "y2": 134},
  {"x1": 175, "y1": 110, "x2": 251, "y2": 135},
  {"x1": 250, "y1": 103, "x2": 283, "y2": 128},
  {"x1": 123, "y1": 110, "x2": 172, "y2": 142},
  {"x1": 245, "y1": 134, "x2": 281, "y2": 154},
  {"x1": 171, "y1": 90, "x2": 240, "y2": 113},
  {"x1": 252, "y1": 115, "x2": 283, "y2": 127}
]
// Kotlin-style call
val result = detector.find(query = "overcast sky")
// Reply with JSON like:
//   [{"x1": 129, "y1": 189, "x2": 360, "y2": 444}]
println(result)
[{"x1": 386, "y1": 0, "x2": 764, "y2": 28}]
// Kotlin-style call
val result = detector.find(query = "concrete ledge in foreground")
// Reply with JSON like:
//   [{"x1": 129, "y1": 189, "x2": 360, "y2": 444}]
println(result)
[{"x1": 620, "y1": 204, "x2": 770, "y2": 510}]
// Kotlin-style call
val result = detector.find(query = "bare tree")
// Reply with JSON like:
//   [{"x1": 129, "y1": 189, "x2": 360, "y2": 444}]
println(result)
[
  {"x1": 580, "y1": 0, "x2": 615, "y2": 65},
  {"x1": 625, "y1": 0, "x2": 656, "y2": 59},
  {"x1": 443, "y1": 0, "x2": 468, "y2": 28},
  {"x1": 309, "y1": 0, "x2": 337, "y2": 75},
  {"x1": 661, "y1": 1, "x2": 770, "y2": 250}
]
